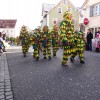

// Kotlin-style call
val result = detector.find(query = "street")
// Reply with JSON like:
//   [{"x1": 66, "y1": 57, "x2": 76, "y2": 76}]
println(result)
[{"x1": 5, "y1": 46, "x2": 100, "y2": 100}]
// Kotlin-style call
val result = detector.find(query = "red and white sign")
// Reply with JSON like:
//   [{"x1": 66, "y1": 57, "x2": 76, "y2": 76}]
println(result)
[{"x1": 84, "y1": 18, "x2": 89, "y2": 25}]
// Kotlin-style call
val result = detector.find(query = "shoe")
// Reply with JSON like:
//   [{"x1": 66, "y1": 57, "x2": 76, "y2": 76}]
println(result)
[
  {"x1": 62, "y1": 63, "x2": 68, "y2": 66},
  {"x1": 80, "y1": 60, "x2": 85, "y2": 64},
  {"x1": 44, "y1": 57, "x2": 47, "y2": 59},
  {"x1": 33, "y1": 55, "x2": 35, "y2": 58},
  {"x1": 3, "y1": 50, "x2": 6, "y2": 52},
  {"x1": 70, "y1": 57, "x2": 74, "y2": 63},
  {"x1": 48, "y1": 56, "x2": 51, "y2": 60},
  {"x1": 53, "y1": 54, "x2": 56, "y2": 56},
  {"x1": 24, "y1": 53, "x2": 26, "y2": 57},
  {"x1": 36, "y1": 57, "x2": 39, "y2": 61}
]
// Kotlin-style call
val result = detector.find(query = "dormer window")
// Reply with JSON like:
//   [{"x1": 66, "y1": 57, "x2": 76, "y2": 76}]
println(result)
[
  {"x1": 64, "y1": 0, "x2": 66, "y2": 4},
  {"x1": 58, "y1": 7, "x2": 62, "y2": 13}
]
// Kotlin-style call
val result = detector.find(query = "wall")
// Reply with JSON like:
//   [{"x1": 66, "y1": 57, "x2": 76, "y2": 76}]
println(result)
[
  {"x1": 48, "y1": 0, "x2": 80, "y2": 29},
  {"x1": 82, "y1": 0, "x2": 100, "y2": 37},
  {"x1": 42, "y1": 17, "x2": 47, "y2": 27}
]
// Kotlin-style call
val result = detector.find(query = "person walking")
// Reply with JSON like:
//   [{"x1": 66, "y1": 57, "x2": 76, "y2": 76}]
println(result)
[
  {"x1": 70, "y1": 31, "x2": 85, "y2": 64},
  {"x1": 51, "y1": 25, "x2": 59, "y2": 56},
  {"x1": 41, "y1": 25, "x2": 52, "y2": 60},
  {"x1": 19, "y1": 25, "x2": 30, "y2": 57},
  {"x1": 60, "y1": 11, "x2": 74, "y2": 66}
]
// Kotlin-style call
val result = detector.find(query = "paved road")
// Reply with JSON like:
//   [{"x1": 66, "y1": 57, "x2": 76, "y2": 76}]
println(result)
[{"x1": 6, "y1": 46, "x2": 100, "y2": 100}]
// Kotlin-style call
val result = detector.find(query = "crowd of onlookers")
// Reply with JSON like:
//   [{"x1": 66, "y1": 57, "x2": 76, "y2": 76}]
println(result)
[
  {"x1": 0, "y1": 32, "x2": 6, "y2": 55},
  {"x1": 86, "y1": 27, "x2": 100, "y2": 52}
]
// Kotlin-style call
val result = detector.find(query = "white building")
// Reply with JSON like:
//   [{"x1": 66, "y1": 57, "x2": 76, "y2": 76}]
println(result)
[
  {"x1": 80, "y1": 0, "x2": 100, "y2": 37},
  {"x1": 40, "y1": 3, "x2": 55, "y2": 28},
  {"x1": 0, "y1": 19, "x2": 17, "y2": 38}
]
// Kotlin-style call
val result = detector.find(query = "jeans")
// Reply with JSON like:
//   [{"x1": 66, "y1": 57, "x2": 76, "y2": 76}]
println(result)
[{"x1": 87, "y1": 40, "x2": 92, "y2": 51}]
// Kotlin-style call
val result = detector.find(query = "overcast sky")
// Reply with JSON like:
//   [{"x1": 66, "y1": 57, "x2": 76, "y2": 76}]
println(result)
[{"x1": 0, "y1": 0, "x2": 85, "y2": 36}]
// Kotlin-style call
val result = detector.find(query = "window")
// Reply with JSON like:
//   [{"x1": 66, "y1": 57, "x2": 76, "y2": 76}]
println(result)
[
  {"x1": 63, "y1": 0, "x2": 67, "y2": 4},
  {"x1": 94, "y1": 4, "x2": 100, "y2": 16},
  {"x1": 52, "y1": 18, "x2": 58, "y2": 25},
  {"x1": 99, "y1": 5, "x2": 100, "y2": 14},
  {"x1": 58, "y1": 7, "x2": 62, "y2": 13},
  {"x1": 95, "y1": 5, "x2": 100, "y2": 15},
  {"x1": 68, "y1": 7, "x2": 72, "y2": 12},
  {"x1": 95, "y1": 5, "x2": 98, "y2": 15},
  {"x1": 90, "y1": 6, "x2": 94, "y2": 17}
]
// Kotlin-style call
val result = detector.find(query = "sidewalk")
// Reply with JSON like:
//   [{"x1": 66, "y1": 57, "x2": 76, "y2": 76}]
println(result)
[{"x1": 0, "y1": 53, "x2": 14, "y2": 100}]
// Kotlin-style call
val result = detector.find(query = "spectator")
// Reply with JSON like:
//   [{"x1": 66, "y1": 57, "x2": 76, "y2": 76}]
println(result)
[
  {"x1": 2, "y1": 33, "x2": 6, "y2": 41},
  {"x1": 0, "y1": 32, "x2": 3, "y2": 53},
  {"x1": 86, "y1": 29, "x2": 93, "y2": 51},
  {"x1": 95, "y1": 27, "x2": 100, "y2": 36},
  {"x1": 95, "y1": 27, "x2": 100, "y2": 52},
  {"x1": 0, "y1": 32, "x2": 6, "y2": 52}
]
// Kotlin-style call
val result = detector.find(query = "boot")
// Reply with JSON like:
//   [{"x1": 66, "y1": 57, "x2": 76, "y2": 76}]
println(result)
[
  {"x1": 44, "y1": 57, "x2": 47, "y2": 59},
  {"x1": 53, "y1": 54, "x2": 56, "y2": 56},
  {"x1": 70, "y1": 57, "x2": 74, "y2": 63},
  {"x1": 36, "y1": 57, "x2": 39, "y2": 61},
  {"x1": 23, "y1": 53, "x2": 26, "y2": 57},
  {"x1": 62, "y1": 63, "x2": 68, "y2": 66},
  {"x1": 48, "y1": 56, "x2": 51, "y2": 60},
  {"x1": 80, "y1": 60, "x2": 85, "y2": 64}
]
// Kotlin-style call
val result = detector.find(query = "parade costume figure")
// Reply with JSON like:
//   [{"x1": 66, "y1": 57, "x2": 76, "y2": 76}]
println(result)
[
  {"x1": 70, "y1": 31, "x2": 85, "y2": 64},
  {"x1": 30, "y1": 29, "x2": 40, "y2": 60},
  {"x1": 51, "y1": 25, "x2": 59, "y2": 56},
  {"x1": 19, "y1": 26, "x2": 30, "y2": 57},
  {"x1": 60, "y1": 11, "x2": 74, "y2": 66},
  {"x1": 41, "y1": 25, "x2": 51, "y2": 60},
  {"x1": 37, "y1": 28, "x2": 42, "y2": 54}
]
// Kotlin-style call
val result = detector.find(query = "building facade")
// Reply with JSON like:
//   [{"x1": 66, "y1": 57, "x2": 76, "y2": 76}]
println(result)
[
  {"x1": 0, "y1": 20, "x2": 17, "y2": 38},
  {"x1": 41, "y1": 0, "x2": 80, "y2": 30},
  {"x1": 41, "y1": 3, "x2": 55, "y2": 28},
  {"x1": 80, "y1": 0, "x2": 100, "y2": 37}
]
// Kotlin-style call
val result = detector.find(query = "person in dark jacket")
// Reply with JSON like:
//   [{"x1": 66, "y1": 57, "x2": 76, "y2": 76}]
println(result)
[{"x1": 86, "y1": 29, "x2": 93, "y2": 51}]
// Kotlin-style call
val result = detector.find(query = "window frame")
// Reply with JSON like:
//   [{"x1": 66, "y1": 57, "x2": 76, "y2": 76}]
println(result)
[
  {"x1": 57, "y1": 7, "x2": 62, "y2": 14},
  {"x1": 90, "y1": 5, "x2": 94, "y2": 17},
  {"x1": 52, "y1": 18, "x2": 58, "y2": 25},
  {"x1": 63, "y1": 0, "x2": 66, "y2": 4}
]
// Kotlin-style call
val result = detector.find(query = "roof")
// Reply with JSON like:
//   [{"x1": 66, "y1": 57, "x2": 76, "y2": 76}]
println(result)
[
  {"x1": 46, "y1": 0, "x2": 62, "y2": 15},
  {"x1": 0, "y1": 19, "x2": 17, "y2": 28},
  {"x1": 42, "y1": 3, "x2": 55, "y2": 16},
  {"x1": 46, "y1": 0, "x2": 76, "y2": 15},
  {"x1": 81, "y1": 0, "x2": 89, "y2": 8},
  {"x1": 76, "y1": 7, "x2": 83, "y2": 17}
]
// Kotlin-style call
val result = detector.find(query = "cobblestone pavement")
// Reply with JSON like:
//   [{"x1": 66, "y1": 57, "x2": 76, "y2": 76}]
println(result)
[{"x1": 0, "y1": 53, "x2": 14, "y2": 100}]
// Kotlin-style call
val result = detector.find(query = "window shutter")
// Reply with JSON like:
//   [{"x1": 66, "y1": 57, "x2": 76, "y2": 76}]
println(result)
[
  {"x1": 90, "y1": 6, "x2": 94, "y2": 17},
  {"x1": 58, "y1": 8, "x2": 62, "y2": 13},
  {"x1": 63, "y1": 0, "x2": 66, "y2": 4},
  {"x1": 95, "y1": 5, "x2": 98, "y2": 15},
  {"x1": 99, "y1": 5, "x2": 100, "y2": 14}
]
